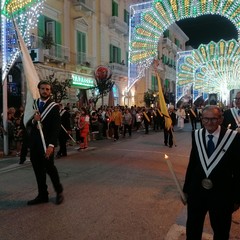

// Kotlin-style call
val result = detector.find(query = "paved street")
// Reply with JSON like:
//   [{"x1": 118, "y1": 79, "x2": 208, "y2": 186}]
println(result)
[{"x1": 0, "y1": 123, "x2": 240, "y2": 240}]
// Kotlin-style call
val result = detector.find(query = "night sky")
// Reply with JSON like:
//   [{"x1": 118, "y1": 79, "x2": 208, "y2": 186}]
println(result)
[{"x1": 176, "y1": 14, "x2": 238, "y2": 48}]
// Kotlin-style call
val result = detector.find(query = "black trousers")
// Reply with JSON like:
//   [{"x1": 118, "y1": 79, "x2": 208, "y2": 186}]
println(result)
[
  {"x1": 164, "y1": 128, "x2": 173, "y2": 146},
  {"x1": 113, "y1": 124, "x2": 119, "y2": 140},
  {"x1": 186, "y1": 193, "x2": 233, "y2": 240},
  {"x1": 123, "y1": 124, "x2": 132, "y2": 136},
  {"x1": 30, "y1": 151, "x2": 63, "y2": 197},
  {"x1": 144, "y1": 122, "x2": 149, "y2": 134},
  {"x1": 20, "y1": 132, "x2": 29, "y2": 161},
  {"x1": 58, "y1": 131, "x2": 68, "y2": 155}
]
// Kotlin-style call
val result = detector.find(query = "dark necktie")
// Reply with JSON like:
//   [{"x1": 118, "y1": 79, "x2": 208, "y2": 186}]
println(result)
[
  {"x1": 207, "y1": 135, "x2": 215, "y2": 157},
  {"x1": 238, "y1": 109, "x2": 240, "y2": 116},
  {"x1": 39, "y1": 101, "x2": 45, "y2": 113}
]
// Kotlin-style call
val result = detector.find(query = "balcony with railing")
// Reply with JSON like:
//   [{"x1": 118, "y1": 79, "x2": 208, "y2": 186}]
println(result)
[
  {"x1": 109, "y1": 16, "x2": 129, "y2": 35},
  {"x1": 171, "y1": 42, "x2": 178, "y2": 53},
  {"x1": 72, "y1": 0, "x2": 95, "y2": 13},
  {"x1": 162, "y1": 38, "x2": 172, "y2": 49},
  {"x1": 108, "y1": 62, "x2": 128, "y2": 77},
  {"x1": 30, "y1": 35, "x2": 70, "y2": 63}
]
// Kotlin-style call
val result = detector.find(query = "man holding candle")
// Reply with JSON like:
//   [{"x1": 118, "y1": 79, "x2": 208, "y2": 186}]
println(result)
[{"x1": 183, "y1": 105, "x2": 240, "y2": 240}]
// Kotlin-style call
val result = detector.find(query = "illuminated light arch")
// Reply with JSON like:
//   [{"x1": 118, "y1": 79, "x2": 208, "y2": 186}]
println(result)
[
  {"x1": 128, "y1": 0, "x2": 240, "y2": 90},
  {"x1": 176, "y1": 39, "x2": 240, "y2": 104},
  {"x1": 1, "y1": 0, "x2": 44, "y2": 81}
]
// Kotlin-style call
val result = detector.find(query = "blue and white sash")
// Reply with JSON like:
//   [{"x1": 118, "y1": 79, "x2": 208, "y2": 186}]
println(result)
[
  {"x1": 41, "y1": 102, "x2": 58, "y2": 122},
  {"x1": 230, "y1": 108, "x2": 240, "y2": 128},
  {"x1": 195, "y1": 129, "x2": 237, "y2": 177}
]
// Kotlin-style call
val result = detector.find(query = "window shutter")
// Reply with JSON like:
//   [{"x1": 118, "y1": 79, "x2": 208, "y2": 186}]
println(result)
[
  {"x1": 55, "y1": 21, "x2": 62, "y2": 45},
  {"x1": 38, "y1": 15, "x2": 45, "y2": 37},
  {"x1": 110, "y1": 44, "x2": 113, "y2": 62},
  {"x1": 117, "y1": 48, "x2": 121, "y2": 63}
]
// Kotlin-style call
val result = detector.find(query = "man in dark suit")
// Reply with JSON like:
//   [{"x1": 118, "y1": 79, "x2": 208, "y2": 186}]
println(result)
[
  {"x1": 188, "y1": 105, "x2": 198, "y2": 131},
  {"x1": 142, "y1": 108, "x2": 152, "y2": 134},
  {"x1": 222, "y1": 91, "x2": 240, "y2": 131},
  {"x1": 183, "y1": 105, "x2": 240, "y2": 239},
  {"x1": 26, "y1": 80, "x2": 64, "y2": 205},
  {"x1": 164, "y1": 105, "x2": 176, "y2": 147},
  {"x1": 56, "y1": 104, "x2": 71, "y2": 158}
]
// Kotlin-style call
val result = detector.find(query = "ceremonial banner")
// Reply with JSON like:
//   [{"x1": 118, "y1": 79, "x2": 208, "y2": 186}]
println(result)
[
  {"x1": 14, "y1": 24, "x2": 40, "y2": 126},
  {"x1": 156, "y1": 73, "x2": 172, "y2": 130}
]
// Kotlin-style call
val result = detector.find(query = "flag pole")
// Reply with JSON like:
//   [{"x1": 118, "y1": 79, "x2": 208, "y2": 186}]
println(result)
[
  {"x1": 33, "y1": 102, "x2": 47, "y2": 152},
  {"x1": 153, "y1": 59, "x2": 177, "y2": 146},
  {"x1": 61, "y1": 124, "x2": 76, "y2": 143},
  {"x1": 2, "y1": 77, "x2": 9, "y2": 155}
]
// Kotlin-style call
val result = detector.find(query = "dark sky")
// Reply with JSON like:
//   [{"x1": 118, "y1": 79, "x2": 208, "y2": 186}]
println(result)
[{"x1": 176, "y1": 15, "x2": 238, "y2": 48}]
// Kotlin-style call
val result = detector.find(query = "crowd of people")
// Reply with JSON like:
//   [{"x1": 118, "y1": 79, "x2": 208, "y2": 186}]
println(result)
[{"x1": 0, "y1": 99, "x2": 235, "y2": 160}]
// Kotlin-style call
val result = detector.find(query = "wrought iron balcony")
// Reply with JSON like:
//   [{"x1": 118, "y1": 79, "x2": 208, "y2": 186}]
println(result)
[
  {"x1": 29, "y1": 35, "x2": 70, "y2": 64},
  {"x1": 171, "y1": 42, "x2": 178, "y2": 53},
  {"x1": 108, "y1": 62, "x2": 128, "y2": 77},
  {"x1": 162, "y1": 37, "x2": 172, "y2": 49},
  {"x1": 109, "y1": 16, "x2": 129, "y2": 35},
  {"x1": 72, "y1": 0, "x2": 95, "y2": 13}
]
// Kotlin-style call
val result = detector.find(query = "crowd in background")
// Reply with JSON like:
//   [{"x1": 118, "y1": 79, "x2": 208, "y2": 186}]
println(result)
[{"x1": 0, "y1": 102, "x2": 220, "y2": 156}]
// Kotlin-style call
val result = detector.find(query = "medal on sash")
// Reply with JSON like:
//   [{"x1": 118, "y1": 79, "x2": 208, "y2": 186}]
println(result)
[{"x1": 201, "y1": 178, "x2": 213, "y2": 189}]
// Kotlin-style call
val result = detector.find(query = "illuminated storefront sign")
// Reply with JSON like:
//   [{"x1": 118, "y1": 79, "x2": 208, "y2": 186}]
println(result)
[{"x1": 71, "y1": 74, "x2": 95, "y2": 88}]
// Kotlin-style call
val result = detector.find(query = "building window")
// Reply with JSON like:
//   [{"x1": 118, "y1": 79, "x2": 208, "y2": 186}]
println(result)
[
  {"x1": 163, "y1": 29, "x2": 169, "y2": 38},
  {"x1": 125, "y1": 51, "x2": 129, "y2": 65},
  {"x1": 38, "y1": 15, "x2": 61, "y2": 45},
  {"x1": 175, "y1": 38, "x2": 180, "y2": 47},
  {"x1": 124, "y1": 9, "x2": 129, "y2": 25},
  {"x1": 77, "y1": 31, "x2": 86, "y2": 64},
  {"x1": 110, "y1": 44, "x2": 121, "y2": 63},
  {"x1": 112, "y1": 0, "x2": 118, "y2": 17},
  {"x1": 151, "y1": 76, "x2": 157, "y2": 91}
]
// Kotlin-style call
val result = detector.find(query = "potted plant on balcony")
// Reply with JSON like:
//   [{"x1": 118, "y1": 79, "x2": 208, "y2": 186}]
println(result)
[{"x1": 42, "y1": 32, "x2": 54, "y2": 49}]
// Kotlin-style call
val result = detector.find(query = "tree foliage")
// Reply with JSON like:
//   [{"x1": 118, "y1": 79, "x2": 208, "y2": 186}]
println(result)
[
  {"x1": 46, "y1": 73, "x2": 71, "y2": 103},
  {"x1": 89, "y1": 75, "x2": 114, "y2": 106},
  {"x1": 144, "y1": 89, "x2": 155, "y2": 107}
]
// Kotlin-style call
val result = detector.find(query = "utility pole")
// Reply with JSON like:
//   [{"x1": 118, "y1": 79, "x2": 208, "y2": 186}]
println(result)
[{"x1": 2, "y1": 77, "x2": 9, "y2": 155}]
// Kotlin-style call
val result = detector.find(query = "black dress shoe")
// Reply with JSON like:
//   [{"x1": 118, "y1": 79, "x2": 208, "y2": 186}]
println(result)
[
  {"x1": 56, "y1": 192, "x2": 64, "y2": 205},
  {"x1": 27, "y1": 196, "x2": 49, "y2": 205}
]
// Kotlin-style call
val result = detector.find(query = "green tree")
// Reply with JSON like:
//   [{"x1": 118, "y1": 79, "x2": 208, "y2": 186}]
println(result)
[
  {"x1": 144, "y1": 89, "x2": 155, "y2": 107},
  {"x1": 89, "y1": 75, "x2": 114, "y2": 107},
  {"x1": 46, "y1": 73, "x2": 71, "y2": 103}
]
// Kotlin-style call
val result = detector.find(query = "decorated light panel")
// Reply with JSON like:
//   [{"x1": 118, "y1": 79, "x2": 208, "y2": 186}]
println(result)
[
  {"x1": 176, "y1": 39, "x2": 240, "y2": 103},
  {"x1": 129, "y1": 0, "x2": 240, "y2": 90},
  {"x1": 1, "y1": 0, "x2": 44, "y2": 81}
]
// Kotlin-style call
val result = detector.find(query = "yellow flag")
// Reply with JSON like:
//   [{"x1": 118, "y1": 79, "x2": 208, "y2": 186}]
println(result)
[{"x1": 156, "y1": 73, "x2": 172, "y2": 130}]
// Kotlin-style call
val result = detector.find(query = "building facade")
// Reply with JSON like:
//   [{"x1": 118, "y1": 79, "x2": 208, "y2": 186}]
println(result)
[{"x1": 2, "y1": 0, "x2": 189, "y2": 109}]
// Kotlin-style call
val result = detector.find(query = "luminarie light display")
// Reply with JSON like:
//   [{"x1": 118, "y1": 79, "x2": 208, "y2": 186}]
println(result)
[
  {"x1": 1, "y1": 0, "x2": 44, "y2": 81},
  {"x1": 128, "y1": 0, "x2": 240, "y2": 91},
  {"x1": 176, "y1": 39, "x2": 240, "y2": 104}
]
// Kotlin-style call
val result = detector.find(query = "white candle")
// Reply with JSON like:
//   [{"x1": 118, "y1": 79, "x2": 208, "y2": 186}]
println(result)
[{"x1": 165, "y1": 154, "x2": 187, "y2": 204}]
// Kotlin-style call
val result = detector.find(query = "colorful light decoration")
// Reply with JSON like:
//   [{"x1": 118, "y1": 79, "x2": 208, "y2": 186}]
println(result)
[
  {"x1": 1, "y1": 0, "x2": 44, "y2": 81},
  {"x1": 128, "y1": 0, "x2": 240, "y2": 90},
  {"x1": 176, "y1": 39, "x2": 240, "y2": 104}
]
